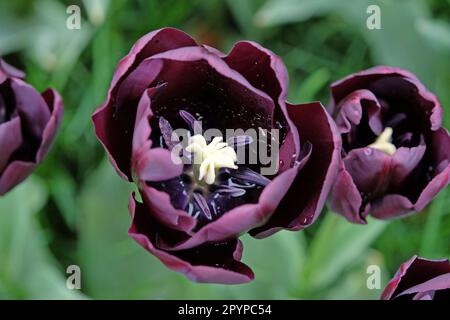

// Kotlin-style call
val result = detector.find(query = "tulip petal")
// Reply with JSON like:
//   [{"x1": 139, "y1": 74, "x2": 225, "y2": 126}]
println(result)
[
  {"x1": 128, "y1": 193, "x2": 254, "y2": 284},
  {"x1": 93, "y1": 28, "x2": 197, "y2": 180},
  {"x1": 224, "y1": 41, "x2": 288, "y2": 109},
  {"x1": 381, "y1": 255, "x2": 450, "y2": 300},
  {"x1": 135, "y1": 148, "x2": 183, "y2": 182},
  {"x1": 36, "y1": 88, "x2": 64, "y2": 162},
  {"x1": 249, "y1": 102, "x2": 341, "y2": 237},
  {"x1": 330, "y1": 66, "x2": 442, "y2": 131},
  {"x1": 414, "y1": 128, "x2": 450, "y2": 211},
  {"x1": 396, "y1": 273, "x2": 450, "y2": 298},
  {"x1": 139, "y1": 183, "x2": 196, "y2": 233},
  {"x1": 332, "y1": 89, "x2": 383, "y2": 135},
  {"x1": 143, "y1": 46, "x2": 276, "y2": 133},
  {"x1": 224, "y1": 41, "x2": 299, "y2": 160},
  {"x1": 328, "y1": 161, "x2": 366, "y2": 224},
  {"x1": 0, "y1": 88, "x2": 62, "y2": 196},
  {"x1": 0, "y1": 161, "x2": 36, "y2": 195},
  {"x1": 130, "y1": 88, "x2": 184, "y2": 182},
  {"x1": 391, "y1": 144, "x2": 427, "y2": 188},
  {"x1": 0, "y1": 58, "x2": 25, "y2": 83},
  {"x1": 370, "y1": 194, "x2": 413, "y2": 219},
  {"x1": 0, "y1": 117, "x2": 22, "y2": 172},
  {"x1": 10, "y1": 79, "x2": 51, "y2": 146}
]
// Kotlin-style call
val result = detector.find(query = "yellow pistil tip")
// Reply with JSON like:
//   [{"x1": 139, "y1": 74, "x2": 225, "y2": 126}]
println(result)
[
  {"x1": 186, "y1": 135, "x2": 238, "y2": 184},
  {"x1": 368, "y1": 127, "x2": 397, "y2": 155}
]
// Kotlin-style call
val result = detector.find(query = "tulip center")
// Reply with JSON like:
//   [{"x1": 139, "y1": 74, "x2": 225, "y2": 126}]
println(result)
[
  {"x1": 368, "y1": 127, "x2": 397, "y2": 155},
  {"x1": 186, "y1": 135, "x2": 238, "y2": 185}
]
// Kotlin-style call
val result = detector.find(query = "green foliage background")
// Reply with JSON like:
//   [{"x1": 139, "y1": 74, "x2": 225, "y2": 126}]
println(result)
[{"x1": 0, "y1": 0, "x2": 449, "y2": 299}]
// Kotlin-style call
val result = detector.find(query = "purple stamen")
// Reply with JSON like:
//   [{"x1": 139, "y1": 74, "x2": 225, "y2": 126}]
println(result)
[
  {"x1": 159, "y1": 116, "x2": 178, "y2": 150},
  {"x1": 216, "y1": 185, "x2": 246, "y2": 197},
  {"x1": 179, "y1": 110, "x2": 201, "y2": 133},
  {"x1": 227, "y1": 135, "x2": 254, "y2": 147},
  {"x1": 231, "y1": 168, "x2": 270, "y2": 186},
  {"x1": 193, "y1": 192, "x2": 212, "y2": 220}
]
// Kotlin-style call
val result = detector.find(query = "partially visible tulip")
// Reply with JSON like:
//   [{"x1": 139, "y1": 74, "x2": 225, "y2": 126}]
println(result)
[
  {"x1": 0, "y1": 58, "x2": 63, "y2": 195},
  {"x1": 381, "y1": 255, "x2": 450, "y2": 300},
  {"x1": 328, "y1": 66, "x2": 450, "y2": 223}
]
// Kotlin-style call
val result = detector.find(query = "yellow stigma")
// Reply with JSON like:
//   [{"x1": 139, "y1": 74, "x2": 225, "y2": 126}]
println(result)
[
  {"x1": 185, "y1": 135, "x2": 238, "y2": 184},
  {"x1": 368, "y1": 127, "x2": 397, "y2": 155}
]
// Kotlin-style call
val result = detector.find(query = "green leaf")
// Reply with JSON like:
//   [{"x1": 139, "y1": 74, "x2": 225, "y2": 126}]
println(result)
[
  {"x1": 300, "y1": 212, "x2": 388, "y2": 292},
  {"x1": 218, "y1": 231, "x2": 307, "y2": 299},
  {"x1": 0, "y1": 178, "x2": 85, "y2": 299},
  {"x1": 420, "y1": 188, "x2": 449, "y2": 257},
  {"x1": 416, "y1": 18, "x2": 450, "y2": 52},
  {"x1": 255, "y1": 0, "x2": 340, "y2": 27},
  {"x1": 295, "y1": 67, "x2": 330, "y2": 102}
]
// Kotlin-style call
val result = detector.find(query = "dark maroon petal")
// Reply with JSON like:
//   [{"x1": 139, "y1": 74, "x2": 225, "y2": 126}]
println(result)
[
  {"x1": 332, "y1": 89, "x2": 383, "y2": 135},
  {"x1": 156, "y1": 202, "x2": 263, "y2": 250},
  {"x1": 92, "y1": 28, "x2": 197, "y2": 181},
  {"x1": 332, "y1": 136, "x2": 445, "y2": 221},
  {"x1": 250, "y1": 102, "x2": 341, "y2": 237},
  {"x1": 143, "y1": 46, "x2": 276, "y2": 132},
  {"x1": 0, "y1": 58, "x2": 25, "y2": 82},
  {"x1": 115, "y1": 59, "x2": 165, "y2": 111},
  {"x1": 381, "y1": 256, "x2": 450, "y2": 300},
  {"x1": 328, "y1": 161, "x2": 366, "y2": 224},
  {"x1": 381, "y1": 255, "x2": 417, "y2": 300},
  {"x1": 0, "y1": 161, "x2": 36, "y2": 195},
  {"x1": 36, "y1": 88, "x2": 64, "y2": 162},
  {"x1": 224, "y1": 41, "x2": 300, "y2": 162},
  {"x1": 110, "y1": 28, "x2": 197, "y2": 90},
  {"x1": 131, "y1": 89, "x2": 183, "y2": 182},
  {"x1": 128, "y1": 194, "x2": 254, "y2": 284},
  {"x1": 414, "y1": 128, "x2": 450, "y2": 211},
  {"x1": 0, "y1": 117, "x2": 22, "y2": 172},
  {"x1": 224, "y1": 41, "x2": 288, "y2": 108},
  {"x1": 10, "y1": 79, "x2": 51, "y2": 142},
  {"x1": 131, "y1": 89, "x2": 154, "y2": 157},
  {"x1": 135, "y1": 148, "x2": 183, "y2": 182},
  {"x1": 370, "y1": 194, "x2": 413, "y2": 220},
  {"x1": 341, "y1": 140, "x2": 426, "y2": 199},
  {"x1": 330, "y1": 66, "x2": 442, "y2": 131},
  {"x1": 412, "y1": 291, "x2": 435, "y2": 300},
  {"x1": 0, "y1": 88, "x2": 63, "y2": 196},
  {"x1": 139, "y1": 183, "x2": 195, "y2": 233},
  {"x1": 344, "y1": 148, "x2": 392, "y2": 195},
  {"x1": 392, "y1": 144, "x2": 427, "y2": 188},
  {"x1": 396, "y1": 273, "x2": 450, "y2": 299},
  {"x1": 202, "y1": 44, "x2": 226, "y2": 57}
]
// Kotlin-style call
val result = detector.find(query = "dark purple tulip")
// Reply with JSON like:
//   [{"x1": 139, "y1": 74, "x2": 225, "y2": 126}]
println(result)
[
  {"x1": 0, "y1": 58, "x2": 63, "y2": 195},
  {"x1": 381, "y1": 255, "x2": 450, "y2": 300},
  {"x1": 93, "y1": 28, "x2": 340, "y2": 283},
  {"x1": 327, "y1": 66, "x2": 450, "y2": 223}
]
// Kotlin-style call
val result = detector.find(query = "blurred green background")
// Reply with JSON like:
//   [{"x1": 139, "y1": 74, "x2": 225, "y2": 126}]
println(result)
[{"x1": 0, "y1": 0, "x2": 449, "y2": 299}]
